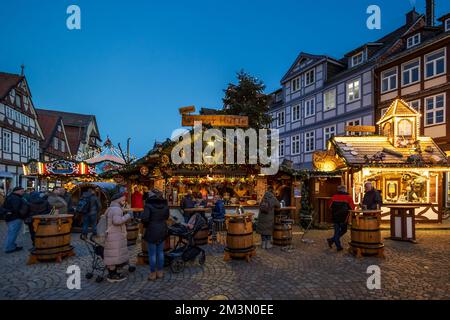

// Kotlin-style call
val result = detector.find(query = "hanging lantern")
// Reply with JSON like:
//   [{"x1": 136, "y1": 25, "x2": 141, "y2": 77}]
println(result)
[{"x1": 140, "y1": 166, "x2": 149, "y2": 176}]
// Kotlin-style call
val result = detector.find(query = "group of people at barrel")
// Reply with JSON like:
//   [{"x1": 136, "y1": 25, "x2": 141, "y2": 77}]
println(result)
[{"x1": 326, "y1": 182, "x2": 382, "y2": 252}]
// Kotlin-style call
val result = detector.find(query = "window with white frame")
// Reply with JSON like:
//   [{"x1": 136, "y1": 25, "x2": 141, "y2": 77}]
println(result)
[
  {"x1": 30, "y1": 140, "x2": 38, "y2": 160},
  {"x1": 381, "y1": 68, "x2": 397, "y2": 93},
  {"x1": 291, "y1": 135, "x2": 300, "y2": 155},
  {"x1": 347, "y1": 79, "x2": 360, "y2": 102},
  {"x1": 14, "y1": 110, "x2": 20, "y2": 122},
  {"x1": 409, "y1": 100, "x2": 420, "y2": 112},
  {"x1": 291, "y1": 77, "x2": 300, "y2": 92},
  {"x1": 323, "y1": 125, "x2": 336, "y2": 149},
  {"x1": 279, "y1": 140, "x2": 285, "y2": 157},
  {"x1": 425, "y1": 94, "x2": 445, "y2": 126},
  {"x1": 292, "y1": 104, "x2": 300, "y2": 122},
  {"x1": 446, "y1": 19, "x2": 450, "y2": 32},
  {"x1": 425, "y1": 48, "x2": 446, "y2": 79},
  {"x1": 20, "y1": 137, "x2": 28, "y2": 157},
  {"x1": 305, "y1": 69, "x2": 315, "y2": 86},
  {"x1": 402, "y1": 59, "x2": 420, "y2": 86},
  {"x1": 2, "y1": 130, "x2": 12, "y2": 153},
  {"x1": 346, "y1": 119, "x2": 361, "y2": 136},
  {"x1": 53, "y1": 137, "x2": 59, "y2": 150},
  {"x1": 304, "y1": 131, "x2": 315, "y2": 153},
  {"x1": 351, "y1": 52, "x2": 364, "y2": 67},
  {"x1": 304, "y1": 98, "x2": 315, "y2": 117},
  {"x1": 323, "y1": 88, "x2": 336, "y2": 111},
  {"x1": 5, "y1": 106, "x2": 12, "y2": 119},
  {"x1": 277, "y1": 111, "x2": 285, "y2": 127},
  {"x1": 407, "y1": 33, "x2": 421, "y2": 48}
]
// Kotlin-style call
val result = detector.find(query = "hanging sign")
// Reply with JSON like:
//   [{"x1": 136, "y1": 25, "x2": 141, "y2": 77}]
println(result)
[{"x1": 182, "y1": 115, "x2": 249, "y2": 127}]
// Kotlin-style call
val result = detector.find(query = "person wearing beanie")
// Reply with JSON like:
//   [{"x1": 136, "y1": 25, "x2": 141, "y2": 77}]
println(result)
[{"x1": 3, "y1": 187, "x2": 27, "y2": 253}]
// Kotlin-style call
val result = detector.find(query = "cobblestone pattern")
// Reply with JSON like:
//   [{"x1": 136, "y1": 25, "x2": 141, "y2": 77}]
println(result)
[{"x1": 0, "y1": 221, "x2": 449, "y2": 300}]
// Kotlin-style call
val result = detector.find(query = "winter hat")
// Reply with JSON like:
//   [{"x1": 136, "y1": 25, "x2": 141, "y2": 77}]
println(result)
[{"x1": 110, "y1": 192, "x2": 125, "y2": 202}]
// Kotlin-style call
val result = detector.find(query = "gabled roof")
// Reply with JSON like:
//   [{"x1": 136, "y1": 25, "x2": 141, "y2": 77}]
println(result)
[
  {"x1": 281, "y1": 52, "x2": 344, "y2": 83},
  {"x1": 330, "y1": 136, "x2": 447, "y2": 166},
  {"x1": 377, "y1": 99, "x2": 420, "y2": 124},
  {"x1": 0, "y1": 72, "x2": 23, "y2": 100},
  {"x1": 35, "y1": 111, "x2": 60, "y2": 148}
]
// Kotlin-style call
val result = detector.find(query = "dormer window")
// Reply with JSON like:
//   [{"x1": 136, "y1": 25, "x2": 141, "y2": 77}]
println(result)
[
  {"x1": 305, "y1": 69, "x2": 315, "y2": 86},
  {"x1": 351, "y1": 52, "x2": 364, "y2": 67},
  {"x1": 445, "y1": 18, "x2": 450, "y2": 32},
  {"x1": 291, "y1": 77, "x2": 300, "y2": 92},
  {"x1": 407, "y1": 33, "x2": 421, "y2": 48}
]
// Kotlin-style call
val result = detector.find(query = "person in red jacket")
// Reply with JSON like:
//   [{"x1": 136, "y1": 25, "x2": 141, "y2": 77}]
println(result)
[
  {"x1": 326, "y1": 185, "x2": 355, "y2": 251},
  {"x1": 131, "y1": 186, "x2": 144, "y2": 209}
]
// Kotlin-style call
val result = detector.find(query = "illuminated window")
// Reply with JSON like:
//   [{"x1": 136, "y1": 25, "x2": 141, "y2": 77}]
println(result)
[
  {"x1": 347, "y1": 79, "x2": 360, "y2": 102},
  {"x1": 398, "y1": 119, "x2": 413, "y2": 137}
]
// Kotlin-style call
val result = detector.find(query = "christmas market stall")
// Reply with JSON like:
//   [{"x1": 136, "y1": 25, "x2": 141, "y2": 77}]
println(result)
[{"x1": 315, "y1": 99, "x2": 450, "y2": 223}]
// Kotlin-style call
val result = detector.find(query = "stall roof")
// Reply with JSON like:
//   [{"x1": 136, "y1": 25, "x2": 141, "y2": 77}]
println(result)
[{"x1": 330, "y1": 136, "x2": 448, "y2": 167}]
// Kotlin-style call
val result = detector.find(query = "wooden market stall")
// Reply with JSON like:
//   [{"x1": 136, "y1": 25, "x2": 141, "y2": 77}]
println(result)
[{"x1": 314, "y1": 99, "x2": 450, "y2": 223}]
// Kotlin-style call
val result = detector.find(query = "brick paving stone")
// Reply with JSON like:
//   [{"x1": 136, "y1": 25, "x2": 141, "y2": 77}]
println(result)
[{"x1": 1, "y1": 221, "x2": 450, "y2": 300}]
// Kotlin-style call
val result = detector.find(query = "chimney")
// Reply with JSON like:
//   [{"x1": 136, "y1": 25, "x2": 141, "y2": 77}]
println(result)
[
  {"x1": 426, "y1": 0, "x2": 435, "y2": 26},
  {"x1": 406, "y1": 8, "x2": 420, "y2": 26}
]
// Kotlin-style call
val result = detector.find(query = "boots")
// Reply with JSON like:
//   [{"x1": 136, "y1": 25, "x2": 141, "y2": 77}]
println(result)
[
  {"x1": 261, "y1": 240, "x2": 267, "y2": 249},
  {"x1": 148, "y1": 272, "x2": 157, "y2": 281}
]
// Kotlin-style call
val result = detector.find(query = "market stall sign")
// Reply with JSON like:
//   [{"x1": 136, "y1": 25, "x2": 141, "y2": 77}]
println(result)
[
  {"x1": 182, "y1": 115, "x2": 249, "y2": 127},
  {"x1": 345, "y1": 125, "x2": 376, "y2": 133},
  {"x1": 94, "y1": 161, "x2": 123, "y2": 175}
]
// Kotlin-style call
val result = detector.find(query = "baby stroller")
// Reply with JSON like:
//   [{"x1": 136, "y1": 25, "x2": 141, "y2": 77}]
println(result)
[
  {"x1": 165, "y1": 215, "x2": 207, "y2": 273},
  {"x1": 82, "y1": 235, "x2": 106, "y2": 283}
]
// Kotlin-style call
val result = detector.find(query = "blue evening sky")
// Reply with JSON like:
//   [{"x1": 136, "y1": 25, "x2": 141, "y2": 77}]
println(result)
[{"x1": 1, "y1": 0, "x2": 449, "y2": 157}]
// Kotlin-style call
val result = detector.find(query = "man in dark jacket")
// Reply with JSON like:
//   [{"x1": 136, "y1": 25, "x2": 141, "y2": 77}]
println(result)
[
  {"x1": 180, "y1": 190, "x2": 195, "y2": 223},
  {"x1": 3, "y1": 187, "x2": 27, "y2": 253},
  {"x1": 327, "y1": 185, "x2": 355, "y2": 251},
  {"x1": 81, "y1": 189, "x2": 102, "y2": 239},
  {"x1": 26, "y1": 192, "x2": 51, "y2": 247},
  {"x1": 362, "y1": 182, "x2": 382, "y2": 210},
  {"x1": 141, "y1": 189, "x2": 170, "y2": 281}
]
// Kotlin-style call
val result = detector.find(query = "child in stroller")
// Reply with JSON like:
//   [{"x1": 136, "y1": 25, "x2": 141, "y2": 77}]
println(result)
[{"x1": 166, "y1": 212, "x2": 207, "y2": 273}]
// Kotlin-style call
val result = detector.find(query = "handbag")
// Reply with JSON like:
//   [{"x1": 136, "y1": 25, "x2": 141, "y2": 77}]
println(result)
[{"x1": 94, "y1": 208, "x2": 110, "y2": 246}]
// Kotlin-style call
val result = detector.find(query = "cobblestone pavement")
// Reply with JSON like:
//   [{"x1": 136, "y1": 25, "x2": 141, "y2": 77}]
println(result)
[{"x1": 0, "y1": 221, "x2": 449, "y2": 300}]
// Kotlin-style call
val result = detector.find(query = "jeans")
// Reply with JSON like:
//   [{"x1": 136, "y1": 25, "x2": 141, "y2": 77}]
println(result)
[
  {"x1": 261, "y1": 235, "x2": 272, "y2": 241},
  {"x1": 147, "y1": 241, "x2": 165, "y2": 273},
  {"x1": 82, "y1": 213, "x2": 97, "y2": 236},
  {"x1": 329, "y1": 223, "x2": 348, "y2": 249},
  {"x1": 4, "y1": 219, "x2": 23, "y2": 252}
]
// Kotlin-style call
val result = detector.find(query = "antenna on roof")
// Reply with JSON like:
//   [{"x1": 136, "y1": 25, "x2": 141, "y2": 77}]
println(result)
[{"x1": 20, "y1": 64, "x2": 25, "y2": 76}]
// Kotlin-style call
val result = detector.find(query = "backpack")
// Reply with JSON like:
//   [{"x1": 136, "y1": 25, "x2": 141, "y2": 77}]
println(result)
[
  {"x1": 76, "y1": 196, "x2": 91, "y2": 214},
  {"x1": 93, "y1": 208, "x2": 110, "y2": 246}
]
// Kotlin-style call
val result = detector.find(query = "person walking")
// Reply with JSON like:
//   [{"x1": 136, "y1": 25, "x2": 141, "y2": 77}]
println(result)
[
  {"x1": 141, "y1": 189, "x2": 170, "y2": 281},
  {"x1": 362, "y1": 182, "x2": 382, "y2": 210},
  {"x1": 103, "y1": 193, "x2": 134, "y2": 283},
  {"x1": 327, "y1": 185, "x2": 355, "y2": 252},
  {"x1": 47, "y1": 187, "x2": 68, "y2": 215},
  {"x1": 79, "y1": 189, "x2": 102, "y2": 239},
  {"x1": 3, "y1": 187, "x2": 28, "y2": 253},
  {"x1": 26, "y1": 192, "x2": 51, "y2": 248},
  {"x1": 256, "y1": 187, "x2": 280, "y2": 249}
]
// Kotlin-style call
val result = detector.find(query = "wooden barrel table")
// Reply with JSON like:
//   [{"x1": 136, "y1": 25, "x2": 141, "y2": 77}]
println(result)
[
  {"x1": 349, "y1": 210, "x2": 384, "y2": 258},
  {"x1": 28, "y1": 214, "x2": 75, "y2": 265},
  {"x1": 224, "y1": 213, "x2": 256, "y2": 262},
  {"x1": 194, "y1": 224, "x2": 209, "y2": 246},
  {"x1": 273, "y1": 217, "x2": 293, "y2": 246},
  {"x1": 126, "y1": 220, "x2": 139, "y2": 246}
]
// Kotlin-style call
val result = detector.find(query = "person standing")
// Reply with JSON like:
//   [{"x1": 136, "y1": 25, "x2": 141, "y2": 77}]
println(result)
[
  {"x1": 3, "y1": 187, "x2": 28, "y2": 253},
  {"x1": 26, "y1": 192, "x2": 51, "y2": 248},
  {"x1": 131, "y1": 186, "x2": 144, "y2": 209},
  {"x1": 103, "y1": 193, "x2": 134, "y2": 283},
  {"x1": 62, "y1": 188, "x2": 74, "y2": 213},
  {"x1": 180, "y1": 190, "x2": 195, "y2": 223},
  {"x1": 327, "y1": 185, "x2": 355, "y2": 252},
  {"x1": 80, "y1": 189, "x2": 102, "y2": 239},
  {"x1": 47, "y1": 187, "x2": 68, "y2": 215},
  {"x1": 256, "y1": 187, "x2": 280, "y2": 249},
  {"x1": 362, "y1": 182, "x2": 382, "y2": 210},
  {"x1": 141, "y1": 189, "x2": 170, "y2": 281}
]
